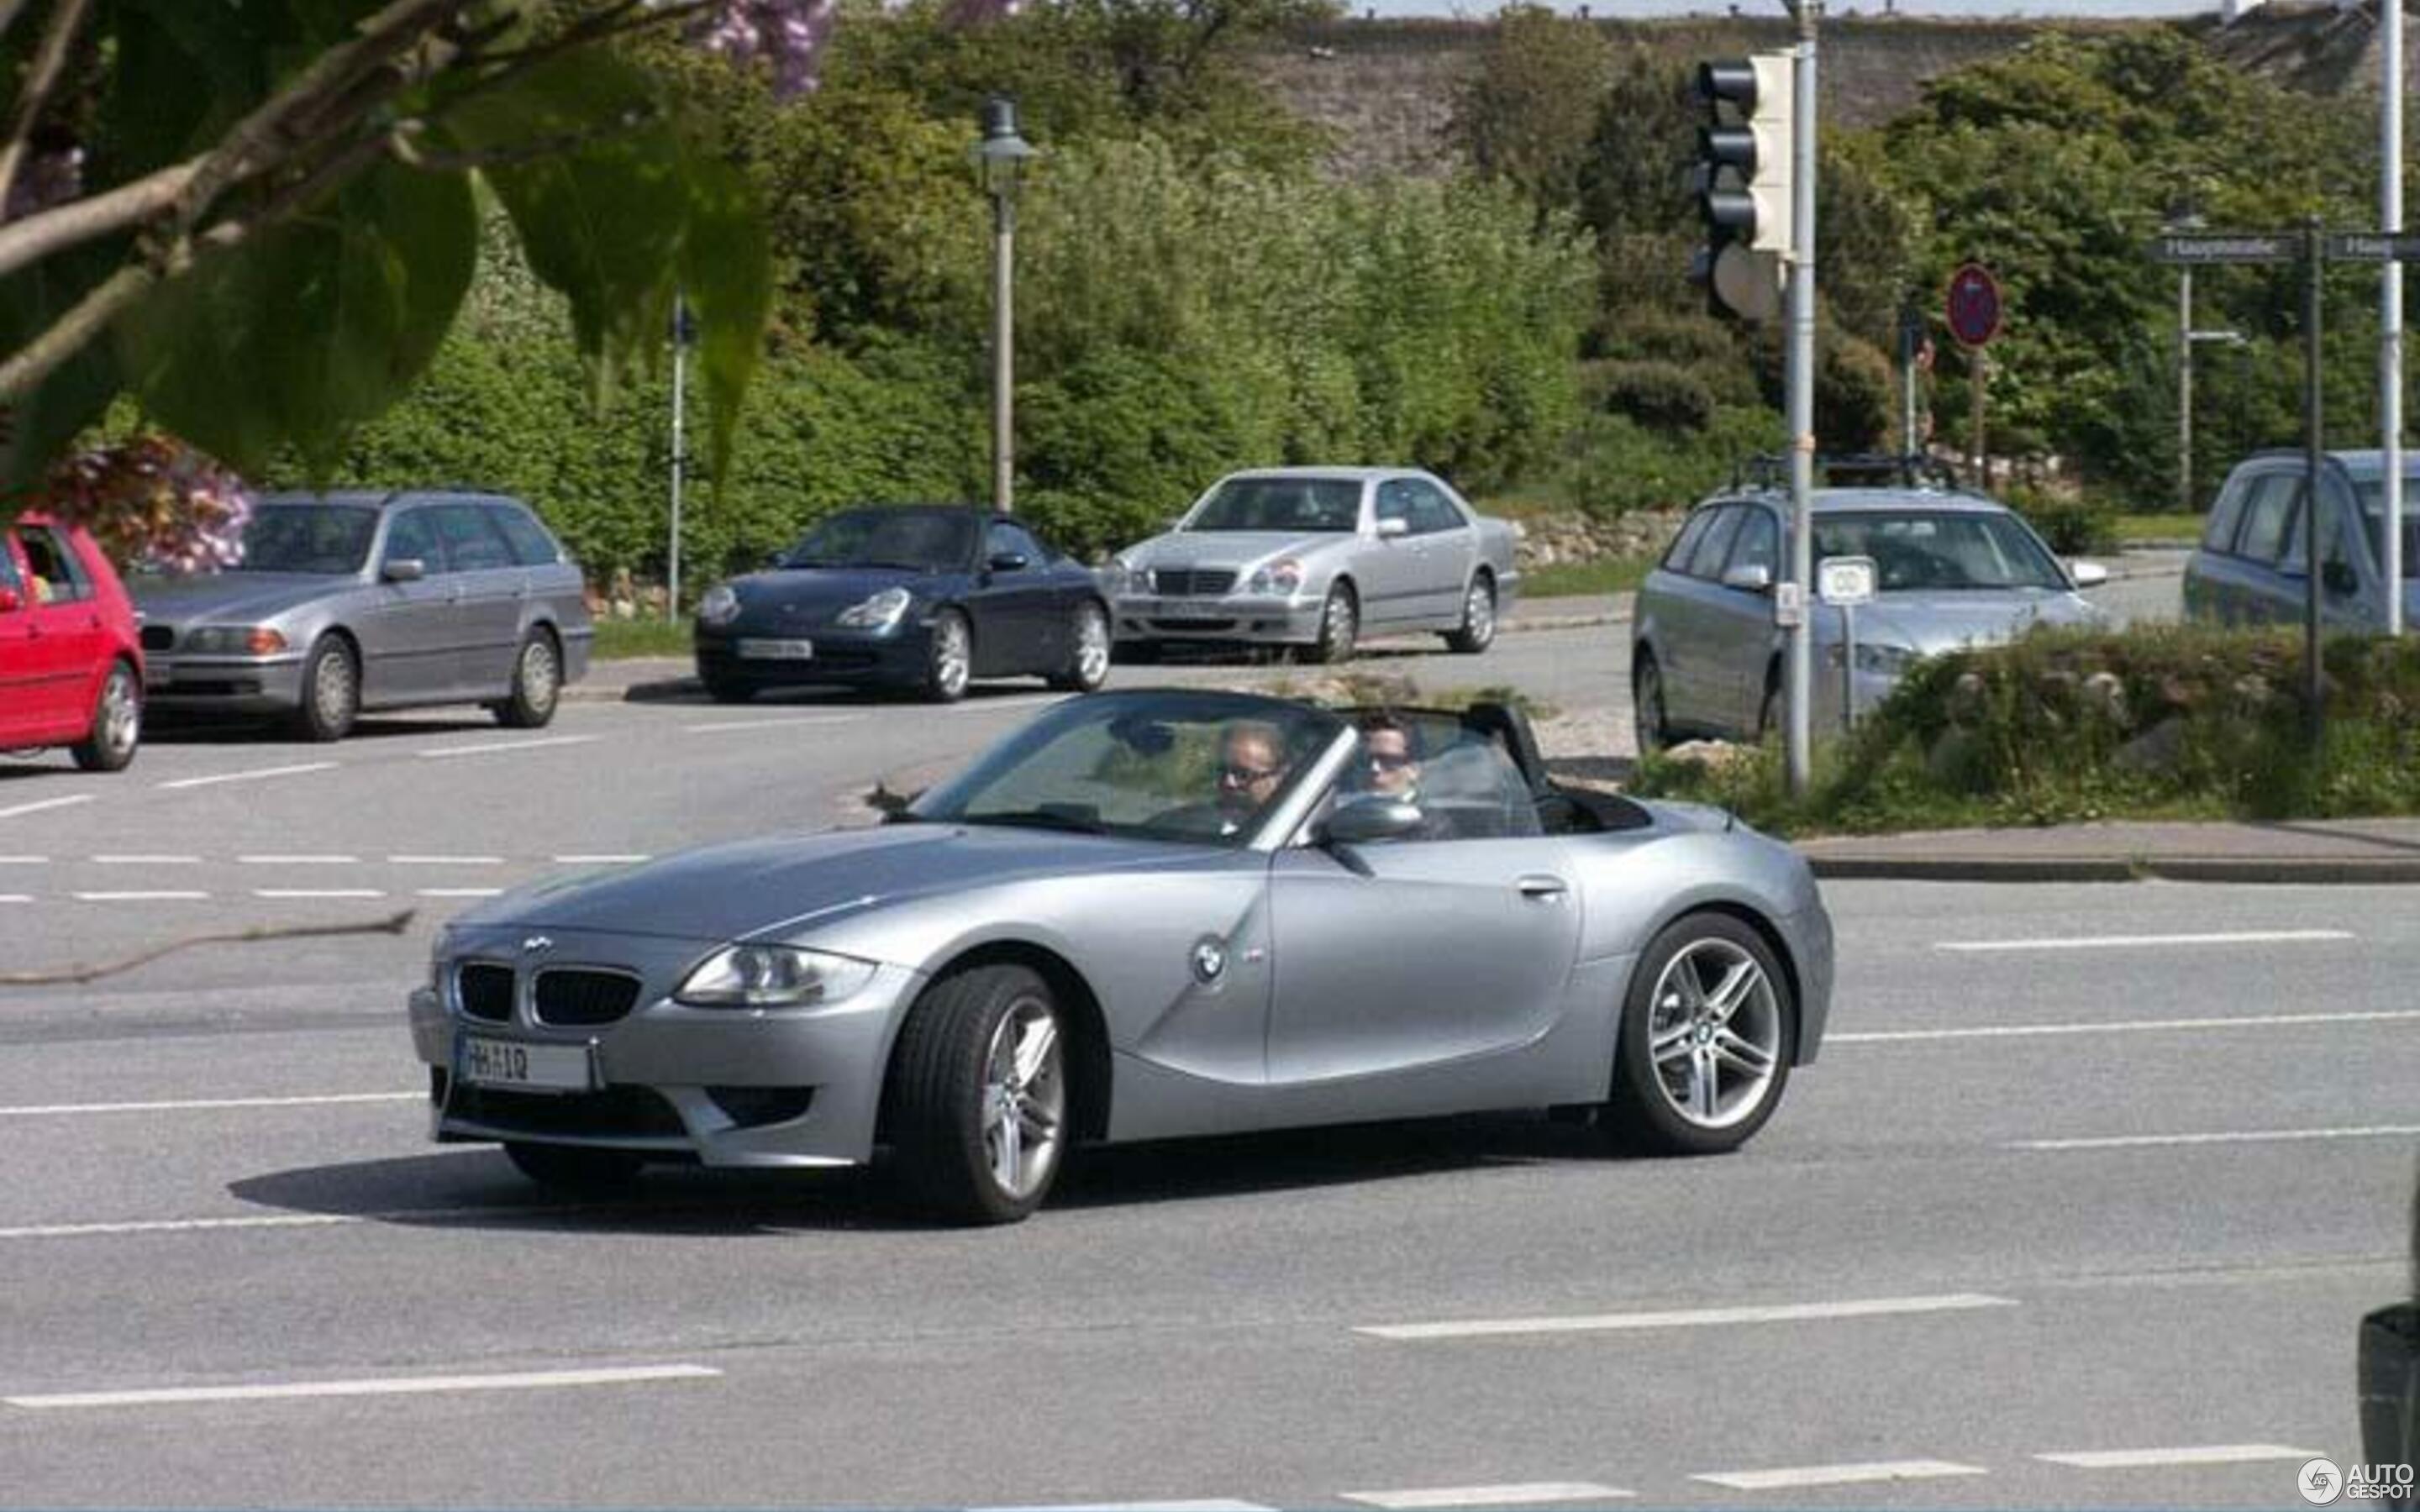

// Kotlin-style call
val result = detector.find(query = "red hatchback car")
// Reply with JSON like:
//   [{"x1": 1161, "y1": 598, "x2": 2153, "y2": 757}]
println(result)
[{"x1": 0, "y1": 512, "x2": 144, "y2": 771}]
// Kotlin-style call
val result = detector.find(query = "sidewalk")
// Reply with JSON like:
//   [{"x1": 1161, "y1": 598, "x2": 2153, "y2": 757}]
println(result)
[{"x1": 1795, "y1": 816, "x2": 2420, "y2": 885}]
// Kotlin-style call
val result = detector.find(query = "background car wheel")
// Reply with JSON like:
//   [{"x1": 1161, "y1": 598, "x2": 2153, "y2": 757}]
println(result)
[
  {"x1": 1444, "y1": 573, "x2": 1497, "y2": 654},
  {"x1": 1601, "y1": 912, "x2": 1796, "y2": 1157},
  {"x1": 70, "y1": 662, "x2": 141, "y2": 772},
  {"x1": 922, "y1": 610, "x2": 972, "y2": 702},
  {"x1": 291, "y1": 635, "x2": 359, "y2": 742},
  {"x1": 503, "y1": 1141, "x2": 644, "y2": 1194},
  {"x1": 1633, "y1": 653, "x2": 1669, "y2": 756},
  {"x1": 1047, "y1": 601, "x2": 1112, "y2": 692},
  {"x1": 1758, "y1": 675, "x2": 1782, "y2": 743},
  {"x1": 702, "y1": 670, "x2": 756, "y2": 704},
  {"x1": 492, "y1": 629, "x2": 561, "y2": 728},
  {"x1": 885, "y1": 963, "x2": 1069, "y2": 1226},
  {"x1": 1307, "y1": 584, "x2": 1357, "y2": 664}
]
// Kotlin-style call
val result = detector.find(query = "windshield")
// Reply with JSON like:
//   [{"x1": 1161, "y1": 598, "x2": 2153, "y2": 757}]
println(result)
[
  {"x1": 780, "y1": 509, "x2": 974, "y2": 572},
  {"x1": 1186, "y1": 478, "x2": 1361, "y2": 534},
  {"x1": 909, "y1": 690, "x2": 1344, "y2": 847},
  {"x1": 230, "y1": 504, "x2": 378, "y2": 575},
  {"x1": 2351, "y1": 480, "x2": 2420, "y2": 570},
  {"x1": 1811, "y1": 510, "x2": 2068, "y2": 592}
]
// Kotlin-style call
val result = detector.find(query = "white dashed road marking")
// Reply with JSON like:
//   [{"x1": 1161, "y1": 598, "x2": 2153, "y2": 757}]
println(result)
[
  {"x1": 2035, "y1": 1445, "x2": 2323, "y2": 1469},
  {"x1": 159, "y1": 763, "x2": 336, "y2": 790},
  {"x1": 415, "y1": 735, "x2": 597, "y2": 760},
  {"x1": 1833, "y1": 1009, "x2": 2420, "y2": 1044},
  {"x1": 92, "y1": 854, "x2": 198, "y2": 865},
  {"x1": 681, "y1": 716, "x2": 865, "y2": 733},
  {"x1": 0, "y1": 854, "x2": 46, "y2": 864},
  {"x1": 1934, "y1": 929, "x2": 2352, "y2": 953},
  {"x1": 3, "y1": 1364, "x2": 721, "y2": 1410},
  {"x1": 71, "y1": 890, "x2": 208, "y2": 902},
  {"x1": 237, "y1": 854, "x2": 357, "y2": 865},
  {"x1": 0, "y1": 795, "x2": 92, "y2": 821},
  {"x1": 388, "y1": 855, "x2": 503, "y2": 865},
  {"x1": 976, "y1": 1502, "x2": 1272, "y2": 1512},
  {"x1": 1344, "y1": 1483, "x2": 1633, "y2": 1508},
  {"x1": 1358, "y1": 1293, "x2": 2017, "y2": 1341},
  {"x1": 417, "y1": 887, "x2": 502, "y2": 899},
  {"x1": 251, "y1": 889, "x2": 386, "y2": 900},
  {"x1": 0, "y1": 894, "x2": 29, "y2": 904},
  {"x1": 1692, "y1": 1461, "x2": 1990, "y2": 1491},
  {"x1": 2012, "y1": 1125, "x2": 2420, "y2": 1152},
  {"x1": 0, "y1": 1092, "x2": 416, "y2": 1117},
  {"x1": 555, "y1": 854, "x2": 650, "y2": 864}
]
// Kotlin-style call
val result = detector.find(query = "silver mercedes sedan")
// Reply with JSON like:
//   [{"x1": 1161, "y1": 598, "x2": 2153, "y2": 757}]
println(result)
[
  {"x1": 1105, "y1": 468, "x2": 1522, "y2": 662},
  {"x1": 133, "y1": 491, "x2": 592, "y2": 740},
  {"x1": 1632, "y1": 486, "x2": 2108, "y2": 750},
  {"x1": 410, "y1": 689, "x2": 1833, "y2": 1225}
]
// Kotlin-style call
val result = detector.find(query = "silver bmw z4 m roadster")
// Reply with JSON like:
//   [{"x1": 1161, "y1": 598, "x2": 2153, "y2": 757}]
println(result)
[{"x1": 410, "y1": 689, "x2": 1834, "y2": 1224}]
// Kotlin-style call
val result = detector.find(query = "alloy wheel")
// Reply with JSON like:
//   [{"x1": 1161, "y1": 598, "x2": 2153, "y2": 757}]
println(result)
[
  {"x1": 980, "y1": 995, "x2": 1065, "y2": 1202},
  {"x1": 1073, "y1": 606, "x2": 1109, "y2": 688},
  {"x1": 521, "y1": 637, "x2": 559, "y2": 716},
  {"x1": 314, "y1": 646, "x2": 355, "y2": 727},
  {"x1": 1644, "y1": 937, "x2": 1782, "y2": 1131},
  {"x1": 1464, "y1": 580, "x2": 1495, "y2": 645},
  {"x1": 101, "y1": 669, "x2": 139, "y2": 760},
  {"x1": 933, "y1": 615, "x2": 971, "y2": 699}
]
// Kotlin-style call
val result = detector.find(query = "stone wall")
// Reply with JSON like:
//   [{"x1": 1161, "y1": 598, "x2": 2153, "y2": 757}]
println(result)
[{"x1": 1515, "y1": 508, "x2": 1686, "y2": 570}]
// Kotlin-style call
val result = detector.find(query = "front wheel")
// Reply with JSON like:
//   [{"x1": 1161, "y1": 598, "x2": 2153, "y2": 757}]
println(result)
[
  {"x1": 1633, "y1": 652, "x2": 1669, "y2": 757},
  {"x1": 503, "y1": 1141, "x2": 644, "y2": 1194},
  {"x1": 921, "y1": 610, "x2": 972, "y2": 703},
  {"x1": 291, "y1": 635, "x2": 359, "y2": 743},
  {"x1": 1306, "y1": 584, "x2": 1357, "y2": 664},
  {"x1": 886, "y1": 964, "x2": 1070, "y2": 1225},
  {"x1": 71, "y1": 662, "x2": 141, "y2": 772},
  {"x1": 492, "y1": 630, "x2": 561, "y2": 728},
  {"x1": 1600, "y1": 912, "x2": 1795, "y2": 1157},
  {"x1": 1444, "y1": 574, "x2": 1497, "y2": 654},
  {"x1": 1047, "y1": 601, "x2": 1111, "y2": 692}
]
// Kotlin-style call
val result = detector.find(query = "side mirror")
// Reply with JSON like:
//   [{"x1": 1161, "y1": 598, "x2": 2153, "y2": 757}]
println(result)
[
  {"x1": 1376, "y1": 517, "x2": 1410, "y2": 539},
  {"x1": 986, "y1": 551, "x2": 1029, "y2": 574},
  {"x1": 381, "y1": 557, "x2": 425, "y2": 584},
  {"x1": 2068, "y1": 560, "x2": 2110, "y2": 589},
  {"x1": 2324, "y1": 559, "x2": 2360, "y2": 597},
  {"x1": 1720, "y1": 563, "x2": 1775, "y2": 594},
  {"x1": 0, "y1": 585, "x2": 18, "y2": 613},
  {"x1": 1322, "y1": 796, "x2": 1423, "y2": 846}
]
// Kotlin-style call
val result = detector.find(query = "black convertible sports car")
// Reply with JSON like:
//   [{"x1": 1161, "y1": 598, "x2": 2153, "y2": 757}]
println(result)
[{"x1": 692, "y1": 506, "x2": 1112, "y2": 703}]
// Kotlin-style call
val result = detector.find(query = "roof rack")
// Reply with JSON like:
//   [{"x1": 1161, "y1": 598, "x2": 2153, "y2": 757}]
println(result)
[{"x1": 1729, "y1": 452, "x2": 1963, "y2": 493}]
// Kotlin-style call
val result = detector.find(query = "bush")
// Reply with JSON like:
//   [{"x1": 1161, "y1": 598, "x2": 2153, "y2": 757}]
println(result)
[
  {"x1": 1554, "y1": 404, "x2": 1781, "y2": 518},
  {"x1": 2006, "y1": 484, "x2": 2118, "y2": 555},
  {"x1": 1596, "y1": 360, "x2": 1716, "y2": 433}
]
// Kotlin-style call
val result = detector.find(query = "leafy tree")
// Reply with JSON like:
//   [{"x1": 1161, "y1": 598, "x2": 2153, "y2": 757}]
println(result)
[{"x1": 1449, "y1": 5, "x2": 1614, "y2": 219}]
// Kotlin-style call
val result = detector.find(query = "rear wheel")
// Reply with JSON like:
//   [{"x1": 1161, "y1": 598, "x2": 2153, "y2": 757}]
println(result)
[
  {"x1": 1444, "y1": 573, "x2": 1497, "y2": 654},
  {"x1": 291, "y1": 635, "x2": 359, "y2": 743},
  {"x1": 1601, "y1": 912, "x2": 1795, "y2": 1157},
  {"x1": 1307, "y1": 583, "x2": 1357, "y2": 664},
  {"x1": 492, "y1": 629, "x2": 560, "y2": 727},
  {"x1": 921, "y1": 610, "x2": 972, "y2": 702},
  {"x1": 1632, "y1": 651, "x2": 1669, "y2": 756},
  {"x1": 1047, "y1": 601, "x2": 1111, "y2": 692},
  {"x1": 886, "y1": 964, "x2": 1069, "y2": 1225},
  {"x1": 503, "y1": 1141, "x2": 644, "y2": 1194},
  {"x1": 71, "y1": 662, "x2": 140, "y2": 772}
]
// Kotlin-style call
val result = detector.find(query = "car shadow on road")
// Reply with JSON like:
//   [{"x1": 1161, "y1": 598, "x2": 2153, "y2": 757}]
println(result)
[{"x1": 227, "y1": 1113, "x2": 1615, "y2": 1234}]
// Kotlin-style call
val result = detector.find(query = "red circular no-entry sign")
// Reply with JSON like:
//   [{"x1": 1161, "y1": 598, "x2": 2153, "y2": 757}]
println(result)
[{"x1": 1945, "y1": 262, "x2": 2002, "y2": 348}]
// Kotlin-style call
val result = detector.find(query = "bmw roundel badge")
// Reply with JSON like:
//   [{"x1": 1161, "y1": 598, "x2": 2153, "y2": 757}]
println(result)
[{"x1": 1191, "y1": 937, "x2": 1228, "y2": 984}]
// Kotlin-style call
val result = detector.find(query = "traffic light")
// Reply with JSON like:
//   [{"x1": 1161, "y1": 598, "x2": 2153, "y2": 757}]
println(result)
[{"x1": 1689, "y1": 51, "x2": 1793, "y2": 320}]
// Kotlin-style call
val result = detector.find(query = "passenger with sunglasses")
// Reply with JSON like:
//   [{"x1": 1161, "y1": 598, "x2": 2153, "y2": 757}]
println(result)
[{"x1": 1347, "y1": 712, "x2": 1455, "y2": 841}]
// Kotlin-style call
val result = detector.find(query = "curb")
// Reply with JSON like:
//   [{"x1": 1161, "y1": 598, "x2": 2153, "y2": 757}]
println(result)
[{"x1": 1803, "y1": 853, "x2": 2420, "y2": 885}]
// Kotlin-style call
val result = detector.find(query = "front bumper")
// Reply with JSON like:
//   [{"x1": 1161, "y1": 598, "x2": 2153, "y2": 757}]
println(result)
[
  {"x1": 1111, "y1": 592, "x2": 1325, "y2": 644},
  {"x1": 140, "y1": 652, "x2": 308, "y2": 713},
  {"x1": 694, "y1": 622, "x2": 930, "y2": 688},
  {"x1": 410, "y1": 927, "x2": 925, "y2": 1167}
]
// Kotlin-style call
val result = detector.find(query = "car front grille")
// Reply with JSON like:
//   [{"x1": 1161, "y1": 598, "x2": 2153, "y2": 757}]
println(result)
[
  {"x1": 456, "y1": 963, "x2": 515, "y2": 1022},
  {"x1": 534, "y1": 969, "x2": 642, "y2": 1026},
  {"x1": 1151, "y1": 568, "x2": 1237, "y2": 596},
  {"x1": 139, "y1": 625, "x2": 174, "y2": 652}
]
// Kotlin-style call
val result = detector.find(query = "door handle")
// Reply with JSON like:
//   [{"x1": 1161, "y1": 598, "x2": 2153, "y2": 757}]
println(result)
[{"x1": 1516, "y1": 874, "x2": 1568, "y2": 900}]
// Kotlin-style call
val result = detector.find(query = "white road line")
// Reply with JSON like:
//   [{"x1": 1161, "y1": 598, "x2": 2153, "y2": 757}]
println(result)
[
  {"x1": 681, "y1": 716, "x2": 865, "y2": 733},
  {"x1": 1344, "y1": 1483, "x2": 1634, "y2": 1508},
  {"x1": 92, "y1": 854, "x2": 198, "y2": 865},
  {"x1": 0, "y1": 1214, "x2": 361, "y2": 1240},
  {"x1": 1693, "y1": 1461, "x2": 1990, "y2": 1492},
  {"x1": 0, "y1": 894, "x2": 29, "y2": 904},
  {"x1": 0, "y1": 1093, "x2": 417, "y2": 1117},
  {"x1": 1833, "y1": 1009, "x2": 2420, "y2": 1044},
  {"x1": 417, "y1": 887, "x2": 502, "y2": 899},
  {"x1": 416, "y1": 735, "x2": 597, "y2": 760},
  {"x1": 0, "y1": 854, "x2": 46, "y2": 864},
  {"x1": 2013, "y1": 1125, "x2": 2420, "y2": 1152},
  {"x1": 0, "y1": 795, "x2": 92, "y2": 821},
  {"x1": 1935, "y1": 928, "x2": 2353, "y2": 953},
  {"x1": 159, "y1": 763, "x2": 335, "y2": 790},
  {"x1": 71, "y1": 890, "x2": 208, "y2": 902},
  {"x1": 554, "y1": 853, "x2": 648, "y2": 864},
  {"x1": 388, "y1": 855, "x2": 502, "y2": 865},
  {"x1": 252, "y1": 889, "x2": 386, "y2": 900},
  {"x1": 2036, "y1": 1445, "x2": 2322, "y2": 1469},
  {"x1": 1357, "y1": 1293, "x2": 2017, "y2": 1341},
  {"x1": 237, "y1": 854, "x2": 357, "y2": 865},
  {"x1": 4, "y1": 1363, "x2": 721, "y2": 1411},
  {"x1": 950, "y1": 695, "x2": 1062, "y2": 714},
  {"x1": 976, "y1": 1502, "x2": 1273, "y2": 1512}
]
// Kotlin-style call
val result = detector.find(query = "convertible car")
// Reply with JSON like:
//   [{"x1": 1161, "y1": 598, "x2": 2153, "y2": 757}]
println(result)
[{"x1": 409, "y1": 690, "x2": 1834, "y2": 1224}]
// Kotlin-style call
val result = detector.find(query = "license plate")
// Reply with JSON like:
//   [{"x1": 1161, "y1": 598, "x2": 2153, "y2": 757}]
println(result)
[
  {"x1": 455, "y1": 1034, "x2": 594, "y2": 1093},
  {"x1": 737, "y1": 638, "x2": 813, "y2": 661}
]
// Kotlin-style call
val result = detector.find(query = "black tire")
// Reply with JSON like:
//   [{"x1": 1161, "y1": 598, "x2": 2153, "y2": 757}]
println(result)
[
  {"x1": 503, "y1": 1141, "x2": 644, "y2": 1194},
  {"x1": 1306, "y1": 583, "x2": 1358, "y2": 664},
  {"x1": 1444, "y1": 572, "x2": 1497, "y2": 654},
  {"x1": 701, "y1": 669, "x2": 756, "y2": 704},
  {"x1": 71, "y1": 661, "x2": 141, "y2": 772},
  {"x1": 1047, "y1": 600, "x2": 1113, "y2": 693},
  {"x1": 1632, "y1": 650, "x2": 1669, "y2": 757},
  {"x1": 291, "y1": 635, "x2": 359, "y2": 743},
  {"x1": 492, "y1": 628, "x2": 562, "y2": 728},
  {"x1": 922, "y1": 609, "x2": 972, "y2": 703},
  {"x1": 1601, "y1": 912, "x2": 1796, "y2": 1157},
  {"x1": 885, "y1": 963, "x2": 1071, "y2": 1226},
  {"x1": 1758, "y1": 672, "x2": 1782, "y2": 743}
]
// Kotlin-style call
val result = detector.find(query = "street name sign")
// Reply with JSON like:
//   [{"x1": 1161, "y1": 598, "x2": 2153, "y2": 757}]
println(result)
[
  {"x1": 2324, "y1": 233, "x2": 2420, "y2": 261},
  {"x1": 2147, "y1": 233, "x2": 2295, "y2": 265}
]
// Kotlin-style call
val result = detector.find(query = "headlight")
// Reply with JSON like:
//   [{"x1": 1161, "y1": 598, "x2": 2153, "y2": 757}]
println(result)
[
  {"x1": 1247, "y1": 558, "x2": 1304, "y2": 596},
  {"x1": 835, "y1": 585, "x2": 913, "y2": 630},
  {"x1": 697, "y1": 585, "x2": 740, "y2": 627},
  {"x1": 1106, "y1": 557, "x2": 1134, "y2": 593},
  {"x1": 183, "y1": 625, "x2": 288, "y2": 655},
  {"x1": 1852, "y1": 643, "x2": 1921, "y2": 676},
  {"x1": 675, "y1": 945, "x2": 878, "y2": 1008}
]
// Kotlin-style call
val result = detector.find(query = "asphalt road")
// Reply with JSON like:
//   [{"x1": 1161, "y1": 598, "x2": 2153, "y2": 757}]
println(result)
[{"x1": 11, "y1": 554, "x2": 2370, "y2": 1512}]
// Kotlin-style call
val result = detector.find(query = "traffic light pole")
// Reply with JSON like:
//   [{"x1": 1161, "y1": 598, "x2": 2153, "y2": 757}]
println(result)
[
  {"x1": 1784, "y1": 0, "x2": 1820, "y2": 797},
  {"x1": 2306, "y1": 217, "x2": 2325, "y2": 748}
]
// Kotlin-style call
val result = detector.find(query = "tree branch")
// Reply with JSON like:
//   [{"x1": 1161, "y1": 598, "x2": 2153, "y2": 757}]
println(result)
[
  {"x1": 0, "y1": 910, "x2": 416, "y2": 987},
  {"x1": 0, "y1": 155, "x2": 198, "y2": 281},
  {"x1": 0, "y1": 0, "x2": 94, "y2": 214}
]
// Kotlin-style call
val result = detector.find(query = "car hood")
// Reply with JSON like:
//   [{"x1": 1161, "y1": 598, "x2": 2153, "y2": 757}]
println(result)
[
  {"x1": 129, "y1": 572, "x2": 353, "y2": 623},
  {"x1": 1124, "y1": 531, "x2": 1355, "y2": 570},
  {"x1": 1844, "y1": 589, "x2": 2099, "y2": 655},
  {"x1": 723, "y1": 566, "x2": 945, "y2": 624},
  {"x1": 452, "y1": 824, "x2": 1215, "y2": 944}
]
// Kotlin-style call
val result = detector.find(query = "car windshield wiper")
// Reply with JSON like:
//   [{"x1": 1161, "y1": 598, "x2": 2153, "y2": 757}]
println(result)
[{"x1": 955, "y1": 809, "x2": 1110, "y2": 836}]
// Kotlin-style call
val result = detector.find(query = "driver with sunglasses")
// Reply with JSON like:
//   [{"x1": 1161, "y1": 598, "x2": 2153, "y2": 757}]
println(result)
[{"x1": 1347, "y1": 712, "x2": 1455, "y2": 841}]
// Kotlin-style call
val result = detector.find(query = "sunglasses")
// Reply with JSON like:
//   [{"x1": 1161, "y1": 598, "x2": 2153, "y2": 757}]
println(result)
[
  {"x1": 1220, "y1": 762, "x2": 1282, "y2": 786},
  {"x1": 1368, "y1": 752, "x2": 1415, "y2": 771}
]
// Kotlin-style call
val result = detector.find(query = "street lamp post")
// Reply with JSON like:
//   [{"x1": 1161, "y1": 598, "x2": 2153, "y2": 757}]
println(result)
[{"x1": 971, "y1": 96, "x2": 1036, "y2": 517}]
